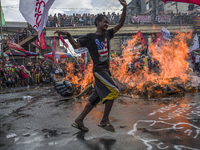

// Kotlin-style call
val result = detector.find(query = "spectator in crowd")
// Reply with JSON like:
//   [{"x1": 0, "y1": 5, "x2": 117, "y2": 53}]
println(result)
[
  {"x1": 20, "y1": 65, "x2": 31, "y2": 88},
  {"x1": 0, "y1": 64, "x2": 7, "y2": 89},
  {"x1": 53, "y1": 14, "x2": 58, "y2": 27},
  {"x1": 35, "y1": 64, "x2": 41, "y2": 85},
  {"x1": 26, "y1": 62, "x2": 33, "y2": 85}
]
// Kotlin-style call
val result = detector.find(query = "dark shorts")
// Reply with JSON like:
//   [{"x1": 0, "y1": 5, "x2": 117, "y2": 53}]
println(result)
[{"x1": 89, "y1": 71, "x2": 119, "y2": 106}]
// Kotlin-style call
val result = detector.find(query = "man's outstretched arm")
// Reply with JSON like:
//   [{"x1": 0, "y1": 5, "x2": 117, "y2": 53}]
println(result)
[
  {"x1": 113, "y1": 0, "x2": 127, "y2": 34},
  {"x1": 54, "y1": 30, "x2": 81, "y2": 49}
]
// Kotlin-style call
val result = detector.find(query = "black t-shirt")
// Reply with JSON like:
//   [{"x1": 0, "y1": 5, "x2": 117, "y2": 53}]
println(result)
[{"x1": 78, "y1": 29, "x2": 114, "y2": 72}]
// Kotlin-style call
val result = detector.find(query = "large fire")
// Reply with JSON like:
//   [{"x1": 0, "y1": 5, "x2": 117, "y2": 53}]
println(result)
[
  {"x1": 110, "y1": 31, "x2": 192, "y2": 92},
  {"x1": 64, "y1": 61, "x2": 94, "y2": 92},
  {"x1": 64, "y1": 31, "x2": 194, "y2": 97}
]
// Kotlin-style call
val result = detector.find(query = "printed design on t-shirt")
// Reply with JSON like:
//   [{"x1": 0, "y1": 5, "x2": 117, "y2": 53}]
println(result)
[{"x1": 95, "y1": 38, "x2": 108, "y2": 62}]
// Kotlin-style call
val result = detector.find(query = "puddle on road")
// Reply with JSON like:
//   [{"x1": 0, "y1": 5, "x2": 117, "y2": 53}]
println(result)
[{"x1": 128, "y1": 93, "x2": 200, "y2": 150}]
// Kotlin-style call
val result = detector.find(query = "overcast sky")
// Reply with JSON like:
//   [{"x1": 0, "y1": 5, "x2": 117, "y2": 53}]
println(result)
[{"x1": 1, "y1": 0, "x2": 131, "y2": 22}]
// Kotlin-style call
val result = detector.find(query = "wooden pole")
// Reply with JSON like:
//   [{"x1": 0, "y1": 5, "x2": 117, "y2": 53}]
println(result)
[
  {"x1": 176, "y1": 2, "x2": 178, "y2": 14},
  {"x1": 0, "y1": 0, "x2": 5, "y2": 65}
]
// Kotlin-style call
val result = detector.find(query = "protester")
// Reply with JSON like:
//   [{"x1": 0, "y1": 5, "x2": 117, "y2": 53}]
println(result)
[
  {"x1": 26, "y1": 62, "x2": 33, "y2": 85},
  {"x1": 13, "y1": 66, "x2": 21, "y2": 87},
  {"x1": 194, "y1": 54, "x2": 200, "y2": 72},
  {"x1": 55, "y1": 0, "x2": 127, "y2": 132},
  {"x1": 0, "y1": 64, "x2": 7, "y2": 89},
  {"x1": 35, "y1": 64, "x2": 41, "y2": 85},
  {"x1": 20, "y1": 65, "x2": 30, "y2": 88}
]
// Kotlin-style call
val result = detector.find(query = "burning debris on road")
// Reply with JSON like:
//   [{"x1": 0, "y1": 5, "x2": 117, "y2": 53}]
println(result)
[{"x1": 55, "y1": 30, "x2": 200, "y2": 99}]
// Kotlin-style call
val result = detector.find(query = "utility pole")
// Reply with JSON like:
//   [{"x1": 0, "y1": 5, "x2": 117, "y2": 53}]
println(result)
[
  {"x1": 0, "y1": 0, "x2": 5, "y2": 65},
  {"x1": 152, "y1": 0, "x2": 157, "y2": 23}
]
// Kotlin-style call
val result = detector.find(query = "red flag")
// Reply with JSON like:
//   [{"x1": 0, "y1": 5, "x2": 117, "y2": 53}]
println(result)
[
  {"x1": 162, "y1": 0, "x2": 200, "y2": 5},
  {"x1": 152, "y1": 32, "x2": 163, "y2": 44},
  {"x1": 40, "y1": 32, "x2": 47, "y2": 50},
  {"x1": 52, "y1": 36, "x2": 57, "y2": 65},
  {"x1": 58, "y1": 34, "x2": 68, "y2": 48},
  {"x1": 152, "y1": 32, "x2": 171, "y2": 48},
  {"x1": 136, "y1": 30, "x2": 147, "y2": 46},
  {"x1": 81, "y1": 53, "x2": 85, "y2": 58}
]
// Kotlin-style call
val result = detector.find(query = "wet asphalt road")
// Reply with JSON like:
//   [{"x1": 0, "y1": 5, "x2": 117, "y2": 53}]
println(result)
[{"x1": 0, "y1": 86, "x2": 200, "y2": 150}]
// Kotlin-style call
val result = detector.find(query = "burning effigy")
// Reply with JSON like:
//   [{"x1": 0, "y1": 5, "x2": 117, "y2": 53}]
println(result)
[
  {"x1": 55, "y1": 30, "x2": 200, "y2": 99},
  {"x1": 109, "y1": 30, "x2": 199, "y2": 98}
]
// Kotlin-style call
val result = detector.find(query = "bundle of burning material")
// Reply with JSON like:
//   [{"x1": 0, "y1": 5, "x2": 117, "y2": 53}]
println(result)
[
  {"x1": 139, "y1": 80, "x2": 186, "y2": 98},
  {"x1": 162, "y1": 82, "x2": 185, "y2": 97},
  {"x1": 54, "y1": 80, "x2": 76, "y2": 97}
]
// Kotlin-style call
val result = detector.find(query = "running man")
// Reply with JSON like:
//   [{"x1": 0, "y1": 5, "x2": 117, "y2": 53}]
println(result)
[{"x1": 55, "y1": 0, "x2": 127, "y2": 132}]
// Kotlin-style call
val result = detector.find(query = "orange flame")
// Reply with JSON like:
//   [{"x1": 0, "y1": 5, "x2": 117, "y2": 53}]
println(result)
[
  {"x1": 64, "y1": 62, "x2": 94, "y2": 91},
  {"x1": 110, "y1": 31, "x2": 192, "y2": 92},
  {"x1": 64, "y1": 31, "x2": 192, "y2": 94}
]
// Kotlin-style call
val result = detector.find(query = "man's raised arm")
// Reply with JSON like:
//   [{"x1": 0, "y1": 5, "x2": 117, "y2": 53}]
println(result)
[{"x1": 113, "y1": 0, "x2": 127, "y2": 34}]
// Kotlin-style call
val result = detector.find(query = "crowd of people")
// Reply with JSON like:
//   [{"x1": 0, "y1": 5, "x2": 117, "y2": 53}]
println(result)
[
  {"x1": 46, "y1": 12, "x2": 195, "y2": 27},
  {"x1": 5, "y1": 24, "x2": 36, "y2": 45},
  {"x1": 46, "y1": 12, "x2": 122, "y2": 27},
  {"x1": 0, "y1": 60, "x2": 86, "y2": 90}
]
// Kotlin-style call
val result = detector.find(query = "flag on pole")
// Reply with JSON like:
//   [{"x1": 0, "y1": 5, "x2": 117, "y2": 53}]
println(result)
[
  {"x1": 136, "y1": 30, "x2": 147, "y2": 46},
  {"x1": 40, "y1": 32, "x2": 47, "y2": 49},
  {"x1": 162, "y1": 0, "x2": 200, "y2": 5},
  {"x1": 189, "y1": 34, "x2": 199, "y2": 53},
  {"x1": 58, "y1": 34, "x2": 68, "y2": 48},
  {"x1": 161, "y1": 27, "x2": 171, "y2": 41},
  {"x1": 0, "y1": 3, "x2": 5, "y2": 26},
  {"x1": 153, "y1": 32, "x2": 163, "y2": 44},
  {"x1": 19, "y1": 0, "x2": 55, "y2": 39}
]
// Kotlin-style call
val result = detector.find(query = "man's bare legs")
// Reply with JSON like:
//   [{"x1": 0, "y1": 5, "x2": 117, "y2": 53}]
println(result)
[
  {"x1": 74, "y1": 100, "x2": 114, "y2": 132},
  {"x1": 100, "y1": 100, "x2": 114, "y2": 125},
  {"x1": 75, "y1": 101, "x2": 94, "y2": 127},
  {"x1": 99, "y1": 100, "x2": 115, "y2": 131}
]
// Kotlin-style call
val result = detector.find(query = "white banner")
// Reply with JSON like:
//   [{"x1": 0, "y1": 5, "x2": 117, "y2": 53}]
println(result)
[
  {"x1": 157, "y1": 15, "x2": 171, "y2": 23},
  {"x1": 84, "y1": 52, "x2": 87, "y2": 64},
  {"x1": 161, "y1": 27, "x2": 171, "y2": 41},
  {"x1": 19, "y1": 0, "x2": 55, "y2": 38},
  {"x1": 74, "y1": 47, "x2": 88, "y2": 54},
  {"x1": 131, "y1": 15, "x2": 152, "y2": 23},
  {"x1": 189, "y1": 34, "x2": 199, "y2": 53}
]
